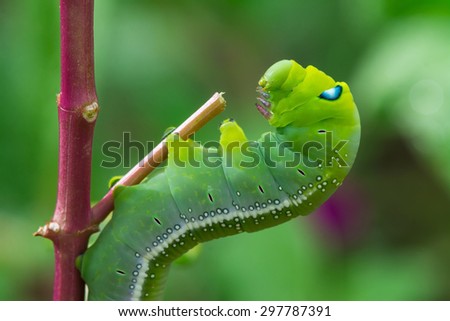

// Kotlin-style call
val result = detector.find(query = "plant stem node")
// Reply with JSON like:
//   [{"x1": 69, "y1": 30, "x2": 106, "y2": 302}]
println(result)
[{"x1": 82, "y1": 102, "x2": 99, "y2": 123}]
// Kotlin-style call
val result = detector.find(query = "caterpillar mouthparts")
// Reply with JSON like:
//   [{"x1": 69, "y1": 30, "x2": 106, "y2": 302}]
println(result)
[{"x1": 255, "y1": 86, "x2": 273, "y2": 120}]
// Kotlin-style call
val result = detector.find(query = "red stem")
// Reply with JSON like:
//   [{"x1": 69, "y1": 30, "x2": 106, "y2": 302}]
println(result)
[
  {"x1": 51, "y1": 0, "x2": 98, "y2": 300},
  {"x1": 34, "y1": 0, "x2": 223, "y2": 300}
]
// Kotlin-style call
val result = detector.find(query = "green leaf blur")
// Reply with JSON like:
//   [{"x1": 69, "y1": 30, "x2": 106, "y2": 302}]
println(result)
[{"x1": 0, "y1": 0, "x2": 449, "y2": 300}]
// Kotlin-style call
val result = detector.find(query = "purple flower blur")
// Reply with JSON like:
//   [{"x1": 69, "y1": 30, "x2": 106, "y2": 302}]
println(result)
[{"x1": 309, "y1": 179, "x2": 370, "y2": 251}]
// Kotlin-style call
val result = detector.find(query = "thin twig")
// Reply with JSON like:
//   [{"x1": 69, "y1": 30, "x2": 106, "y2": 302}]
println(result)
[{"x1": 91, "y1": 92, "x2": 226, "y2": 225}]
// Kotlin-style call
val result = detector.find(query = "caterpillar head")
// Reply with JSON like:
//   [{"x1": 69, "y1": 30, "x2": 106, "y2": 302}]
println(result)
[{"x1": 256, "y1": 60, "x2": 357, "y2": 128}]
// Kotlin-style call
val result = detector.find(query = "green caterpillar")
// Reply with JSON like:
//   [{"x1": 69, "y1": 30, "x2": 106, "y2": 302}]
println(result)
[{"x1": 79, "y1": 59, "x2": 361, "y2": 300}]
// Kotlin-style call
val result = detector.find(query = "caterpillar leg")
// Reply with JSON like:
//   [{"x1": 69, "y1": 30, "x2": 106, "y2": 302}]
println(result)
[{"x1": 219, "y1": 119, "x2": 248, "y2": 148}]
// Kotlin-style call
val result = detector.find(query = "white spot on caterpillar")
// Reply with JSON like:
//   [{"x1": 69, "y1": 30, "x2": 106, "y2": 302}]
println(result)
[{"x1": 131, "y1": 193, "x2": 305, "y2": 299}]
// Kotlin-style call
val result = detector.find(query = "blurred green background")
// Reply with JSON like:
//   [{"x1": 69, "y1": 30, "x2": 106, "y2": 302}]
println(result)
[{"x1": 1, "y1": 0, "x2": 449, "y2": 300}]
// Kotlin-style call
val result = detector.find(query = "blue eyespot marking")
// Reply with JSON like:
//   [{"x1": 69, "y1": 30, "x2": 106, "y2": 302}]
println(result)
[{"x1": 319, "y1": 85, "x2": 343, "y2": 101}]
